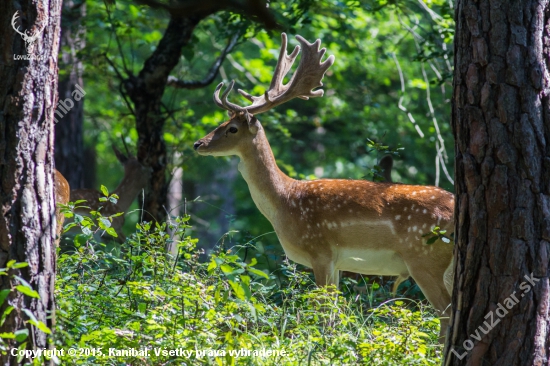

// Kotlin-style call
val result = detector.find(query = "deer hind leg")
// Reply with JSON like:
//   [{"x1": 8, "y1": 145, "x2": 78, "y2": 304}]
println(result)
[
  {"x1": 406, "y1": 266, "x2": 451, "y2": 342},
  {"x1": 391, "y1": 274, "x2": 410, "y2": 295},
  {"x1": 443, "y1": 258, "x2": 454, "y2": 296}
]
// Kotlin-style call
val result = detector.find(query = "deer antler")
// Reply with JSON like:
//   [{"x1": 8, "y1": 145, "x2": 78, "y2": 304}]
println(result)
[{"x1": 214, "y1": 33, "x2": 335, "y2": 116}]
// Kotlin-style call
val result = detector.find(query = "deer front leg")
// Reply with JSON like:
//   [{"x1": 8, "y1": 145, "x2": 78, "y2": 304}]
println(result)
[
  {"x1": 311, "y1": 259, "x2": 339, "y2": 323},
  {"x1": 312, "y1": 260, "x2": 339, "y2": 288}
]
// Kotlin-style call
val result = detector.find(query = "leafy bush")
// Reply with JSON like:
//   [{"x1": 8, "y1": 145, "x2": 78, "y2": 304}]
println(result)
[
  {"x1": 55, "y1": 206, "x2": 442, "y2": 365},
  {"x1": 0, "y1": 261, "x2": 53, "y2": 364}
]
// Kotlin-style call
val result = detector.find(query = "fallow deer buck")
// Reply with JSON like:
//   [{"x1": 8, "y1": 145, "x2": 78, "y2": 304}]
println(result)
[
  {"x1": 194, "y1": 33, "x2": 455, "y2": 338},
  {"x1": 69, "y1": 146, "x2": 151, "y2": 242}
]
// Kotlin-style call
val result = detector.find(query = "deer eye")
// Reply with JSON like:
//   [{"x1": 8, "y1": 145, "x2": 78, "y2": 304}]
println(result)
[{"x1": 228, "y1": 127, "x2": 238, "y2": 134}]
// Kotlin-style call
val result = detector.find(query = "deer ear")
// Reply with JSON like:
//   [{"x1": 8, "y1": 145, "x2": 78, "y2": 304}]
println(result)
[{"x1": 248, "y1": 115, "x2": 259, "y2": 134}]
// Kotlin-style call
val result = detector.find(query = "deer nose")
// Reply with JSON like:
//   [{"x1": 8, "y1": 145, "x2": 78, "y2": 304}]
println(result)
[{"x1": 193, "y1": 141, "x2": 203, "y2": 150}]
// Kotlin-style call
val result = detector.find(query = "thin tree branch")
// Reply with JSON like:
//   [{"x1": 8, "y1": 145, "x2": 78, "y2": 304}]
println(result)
[
  {"x1": 132, "y1": 0, "x2": 278, "y2": 29},
  {"x1": 167, "y1": 33, "x2": 239, "y2": 89},
  {"x1": 103, "y1": 54, "x2": 136, "y2": 115}
]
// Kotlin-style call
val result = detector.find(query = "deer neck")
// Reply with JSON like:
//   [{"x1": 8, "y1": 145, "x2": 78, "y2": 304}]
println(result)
[{"x1": 237, "y1": 129, "x2": 294, "y2": 221}]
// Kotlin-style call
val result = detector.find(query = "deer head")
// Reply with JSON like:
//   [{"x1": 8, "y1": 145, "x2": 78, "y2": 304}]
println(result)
[
  {"x1": 69, "y1": 144, "x2": 151, "y2": 243},
  {"x1": 194, "y1": 33, "x2": 334, "y2": 157}
]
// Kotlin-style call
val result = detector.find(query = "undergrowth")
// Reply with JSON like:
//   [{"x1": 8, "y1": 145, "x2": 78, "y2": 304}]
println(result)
[{"x1": 54, "y1": 201, "x2": 442, "y2": 365}]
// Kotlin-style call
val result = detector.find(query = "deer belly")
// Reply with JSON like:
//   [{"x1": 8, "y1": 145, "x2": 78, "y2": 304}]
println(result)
[
  {"x1": 336, "y1": 248, "x2": 408, "y2": 276},
  {"x1": 275, "y1": 235, "x2": 312, "y2": 267}
]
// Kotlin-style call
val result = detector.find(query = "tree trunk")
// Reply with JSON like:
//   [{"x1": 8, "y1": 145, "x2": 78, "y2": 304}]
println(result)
[
  {"x1": 54, "y1": 0, "x2": 86, "y2": 189},
  {"x1": 0, "y1": 1, "x2": 62, "y2": 363},
  {"x1": 125, "y1": 16, "x2": 200, "y2": 224},
  {"x1": 122, "y1": 0, "x2": 276, "y2": 225},
  {"x1": 445, "y1": 1, "x2": 550, "y2": 365}
]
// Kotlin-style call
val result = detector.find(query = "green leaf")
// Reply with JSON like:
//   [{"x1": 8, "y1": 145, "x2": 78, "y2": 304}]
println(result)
[
  {"x1": 15, "y1": 286, "x2": 40, "y2": 299},
  {"x1": 247, "y1": 267, "x2": 269, "y2": 279},
  {"x1": 138, "y1": 303, "x2": 146, "y2": 313},
  {"x1": 35, "y1": 321, "x2": 51, "y2": 334},
  {"x1": 14, "y1": 329, "x2": 28, "y2": 342},
  {"x1": 1, "y1": 306, "x2": 14, "y2": 326},
  {"x1": 220, "y1": 264, "x2": 234, "y2": 274},
  {"x1": 14, "y1": 276, "x2": 33, "y2": 290},
  {"x1": 74, "y1": 234, "x2": 88, "y2": 248},
  {"x1": 228, "y1": 280, "x2": 245, "y2": 300},
  {"x1": 6, "y1": 260, "x2": 16, "y2": 269},
  {"x1": 426, "y1": 236, "x2": 438, "y2": 245},
  {"x1": 74, "y1": 214, "x2": 84, "y2": 224},
  {"x1": 0, "y1": 332, "x2": 15, "y2": 339},
  {"x1": 98, "y1": 217, "x2": 111, "y2": 229},
  {"x1": 240, "y1": 281, "x2": 252, "y2": 300},
  {"x1": 106, "y1": 227, "x2": 118, "y2": 237},
  {"x1": 21, "y1": 309, "x2": 38, "y2": 324},
  {"x1": 12, "y1": 263, "x2": 28, "y2": 269},
  {"x1": 100, "y1": 185, "x2": 109, "y2": 197},
  {"x1": 207, "y1": 259, "x2": 217, "y2": 272},
  {"x1": 0, "y1": 289, "x2": 10, "y2": 307},
  {"x1": 62, "y1": 211, "x2": 74, "y2": 219}
]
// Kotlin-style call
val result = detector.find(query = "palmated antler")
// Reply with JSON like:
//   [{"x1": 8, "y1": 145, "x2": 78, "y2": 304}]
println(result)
[{"x1": 213, "y1": 33, "x2": 334, "y2": 116}]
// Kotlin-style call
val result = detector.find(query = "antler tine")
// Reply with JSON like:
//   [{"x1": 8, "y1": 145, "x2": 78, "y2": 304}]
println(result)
[
  {"x1": 213, "y1": 34, "x2": 334, "y2": 116},
  {"x1": 213, "y1": 82, "x2": 245, "y2": 115},
  {"x1": 269, "y1": 33, "x2": 301, "y2": 92},
  {"x1": 235, "y1": 33, "x2": 334, "y2": 115},
  {"x1": 287, "y1": 36, "x2": 335, "y2": 99},
  {"x1": 213, "y1": 82, "x2": 227, "y2": 110},
  {"x1": 222, "y1": 81, "x2": 247, "y2": 113}
]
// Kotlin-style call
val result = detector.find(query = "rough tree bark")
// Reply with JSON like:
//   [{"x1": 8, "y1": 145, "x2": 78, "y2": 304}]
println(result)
[
  {"x1": 122, "y1": 0, "x2": 276, "y2": 224},
  {"x1": 54, "y1": 0, "x2": 86, "y2": 189},
  {"x1": 445, "y1": 1, "x2": 550, "y2": 365},
  {"x1": 0, "y1": 0, "x2": 62, "y2": 364}
]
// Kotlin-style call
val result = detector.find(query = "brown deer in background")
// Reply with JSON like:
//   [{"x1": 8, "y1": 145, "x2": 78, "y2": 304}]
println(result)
[
  {"x1": 69, "y1": 146, "x2": 151, "y2": 242},
  {"x1": 194, "y1": 33, "x2": 454, "y2": 339},
  {"x1": 54, "y1": 170, "x2": 70, "y2": 245}
]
